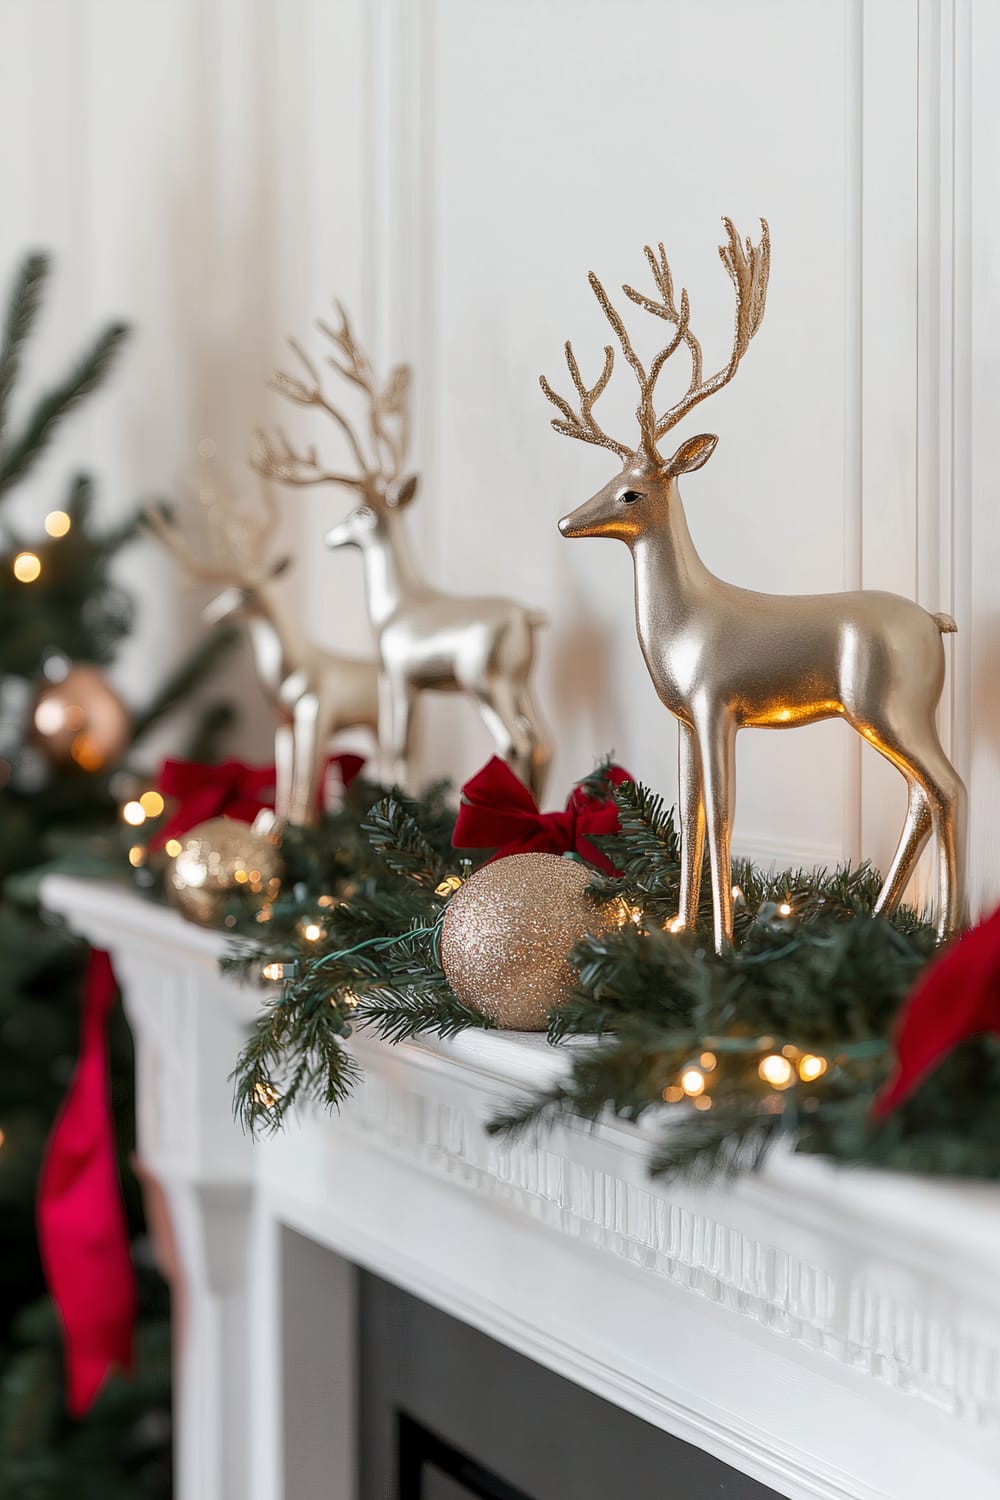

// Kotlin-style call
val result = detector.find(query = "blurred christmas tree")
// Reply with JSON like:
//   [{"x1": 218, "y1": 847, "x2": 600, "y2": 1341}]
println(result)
[{"x1": 0, "y1": 253, "x2": 236, "y2": 1495}]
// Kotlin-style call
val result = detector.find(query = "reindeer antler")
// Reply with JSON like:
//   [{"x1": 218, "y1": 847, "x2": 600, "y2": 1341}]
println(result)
[
  {"x1": 146, "y1": 474, "x2": 282, "y2": 585},
  {"x1": 543, "y1": 218, "x2": 769, "y2": 465},
  {"x1": 255, "y1": 301, "x2": 412, "y2": 502}
]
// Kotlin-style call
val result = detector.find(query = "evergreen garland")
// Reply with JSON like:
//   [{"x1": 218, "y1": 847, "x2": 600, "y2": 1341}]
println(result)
[{"x1": 226, "y1": 768, "x2": 1000, "y2": 1187}]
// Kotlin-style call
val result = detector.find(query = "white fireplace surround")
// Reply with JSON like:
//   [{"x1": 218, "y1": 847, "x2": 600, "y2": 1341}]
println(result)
[{"x1": 42, "y1": 874, "x2": 1000, "y2": 1500}]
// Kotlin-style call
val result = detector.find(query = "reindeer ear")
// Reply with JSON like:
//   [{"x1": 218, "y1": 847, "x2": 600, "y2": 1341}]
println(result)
[
  {"x1": 385, "y1": 473, "x2": 419, "y2": 509},
  {"x1": 665, "y1": 434, "x2": 718, "y2": 476}
]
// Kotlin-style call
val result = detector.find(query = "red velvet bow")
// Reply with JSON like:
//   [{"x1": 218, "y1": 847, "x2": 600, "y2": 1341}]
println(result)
[
  {"x1": 37, "y1": 950, "x2": 136, "y2": 1414},
  {"x1": 149, "y1": 753, "x2": 365, "y2": 850},
  {"x1": 453, "y1": 756, "x2": 632, "y2": 875},
  {"x1": 872, "y1": 907, "x2": 1000, "y2": 1118}
]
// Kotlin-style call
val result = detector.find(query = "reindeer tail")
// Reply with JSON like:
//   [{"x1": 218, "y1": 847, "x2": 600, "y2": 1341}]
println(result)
[{"x1": 932, "y1": 611, "x2": 958, "y2": 634}]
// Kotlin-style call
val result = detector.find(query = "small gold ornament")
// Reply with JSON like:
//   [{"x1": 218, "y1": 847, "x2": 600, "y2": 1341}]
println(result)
[
  {"x1": 165, "y1": 816, "x2": 283, "y2": 928},
  {"x1": 32, "y1": 665, "x2": 130, "y2": 771},
  {"x1": 439, "y1": 852, "x2": 616, "y2": 1030},
  {"x1": 545, "y1": 218, "x2": 966, "y2": 951}
]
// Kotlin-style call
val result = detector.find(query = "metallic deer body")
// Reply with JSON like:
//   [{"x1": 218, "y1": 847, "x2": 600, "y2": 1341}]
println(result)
[
  {"x1": 253, "y1": 306, "x2": 550, "y2": 797},
  {"x1": 149, "y1": 487, "x2": 379, "y2": 827},
  {"x1": 544, "y1": 219, "x2": 966, "y2": 951}
]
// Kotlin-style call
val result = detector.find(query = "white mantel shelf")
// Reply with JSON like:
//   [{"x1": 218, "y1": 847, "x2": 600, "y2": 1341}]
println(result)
[{"x1": 41, "y1": 875, "x2": 1000, "y2": 1500}]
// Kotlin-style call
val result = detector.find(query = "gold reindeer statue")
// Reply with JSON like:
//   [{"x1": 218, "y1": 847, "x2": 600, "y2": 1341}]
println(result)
[
  {"x1": 543, "y1": 217, "x2": 966, "y2": 951},
  {"x1": 253, "y1": 306, "x2": 551, "y2": 797},
  {"x1": 148, "y1": 480, "x2": 379, "y2": 828}
]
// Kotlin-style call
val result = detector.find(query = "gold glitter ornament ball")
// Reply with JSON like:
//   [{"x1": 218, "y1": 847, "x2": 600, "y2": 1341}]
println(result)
[
  {"x1": 165, "y1": 817, "x2": 283, "y2": 928},
  {"x1": 440, "y1": 852, "x2": 616, "y2": 1030}
]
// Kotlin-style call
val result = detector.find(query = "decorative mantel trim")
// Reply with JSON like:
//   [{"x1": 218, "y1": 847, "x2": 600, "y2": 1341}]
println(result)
[{"x1": 41, "y1": 876, "x2": 1000, "y2": 1500}]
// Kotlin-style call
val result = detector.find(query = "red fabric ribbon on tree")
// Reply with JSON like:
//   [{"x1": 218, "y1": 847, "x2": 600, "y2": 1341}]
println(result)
[
  {"x1": 872, "y1": 905, "x2": 1000, "y2": 1118},
  {"x1": 149, "y1": 752, "x2": 365, "y2": 849},
  {"x1": 453, "y1": 756, "x2": 632, "y2": 875},
  {"x1": 37, "y1": 949, "x2": 136, "y2": 1415}
]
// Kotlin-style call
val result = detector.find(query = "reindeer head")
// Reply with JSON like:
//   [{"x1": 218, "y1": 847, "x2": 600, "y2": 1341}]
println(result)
[
  {"x1": 146, "y1": 477, "x2": 291, "y2": 623},
  {"x1": 251, "y1": 302, "x2": 418, "y2": 550},
  {"x1": 542, "y1": 219, "x2": 769, "y2": 545}
]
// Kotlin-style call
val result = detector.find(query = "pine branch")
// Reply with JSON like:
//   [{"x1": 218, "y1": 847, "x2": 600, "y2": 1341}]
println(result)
[
  {"x1": 0, "y1": 253, "x2": 47, "y2": 440},
  {"x1": 647, "y1": 1108, "x2": 784, "y2": 1182},
  {"x1": 363, "y1": 794, "x2": 451, "y2": 889},
  {"x1": 358, "y1": 982, "x2": 491, "y2": 1044},
  {"x1": 0, "y1": 321, "x2": 129, "y2": 499},
  {"x1": 590, "y1": 779, "x2": 680, "y2": 894}
]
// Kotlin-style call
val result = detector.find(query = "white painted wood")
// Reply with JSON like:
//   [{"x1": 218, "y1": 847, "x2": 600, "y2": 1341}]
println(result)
[
  {"x1": 1, "y1": 0, "x2": 996, "y2": 910},
  {"x1": 42, "y1": 876, "x2": 1000, "y2": 1500}
]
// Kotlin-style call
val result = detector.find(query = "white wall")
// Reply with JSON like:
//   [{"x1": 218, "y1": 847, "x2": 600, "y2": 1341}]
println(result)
[{"x1": 2, "y1": 0, "x2": 998, "y2": 912}]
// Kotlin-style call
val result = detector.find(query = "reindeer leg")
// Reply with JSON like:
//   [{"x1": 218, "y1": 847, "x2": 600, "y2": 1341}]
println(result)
[
  {"x1": 476, "y1": 678, "x2": 535, "y2": 791},
  {"x1": 873, "y1": 780, "x2": 932, "y2": 919},
  {"x1": 694, "y1": 707, "x2": 736, "y2": 953},
  {"x1": 515, "y1": 685, "x2": 552, "y2": 802},
  {"x1": 676, "y1": 721, "x2": 705, "y2": 932},
  {"x1": 379, "y1": 671, "x2": 412, "y2": 790},
  {"x1": 272, "y1": 722, "x2": 295, "y2": 828},
  {"x1": 287, "y1": 693, "x2": 322, "y2": 828}
]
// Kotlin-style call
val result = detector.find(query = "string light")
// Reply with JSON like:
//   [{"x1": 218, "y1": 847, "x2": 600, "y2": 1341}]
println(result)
[
  {"x1": 44, "y1": 510, "x2": 71, "y2": 537},
  {"x1": 777, "y1": 901, "x2": 793, "y2": 917},
  {"x1": 300, "y1": 920, "x2": 322, "y2": 942},
  {"x1": 317, "y1": 893, "x2": 337, "y2": 908},
  {"x1": 667, "y1": 916, "x2": 685, "y2": 934},
  {"x1": 164, "y1": 838, "x2": 182, "y2": 858},
  {"x1": 435, "y1": 874, "x2": 464, "y2": 897},
  {"x1": 662, "y1": 1084, "x2": 685, "y2": 1103},
  {"x1": 693, "y1": 1095, "x2": 713, "y2": 1111},
  {"x1": 261, "y1": 962, "x2": 285, "y2": 982},
  {"x1": 731, "y1": 883, "x2": 745, "y2": 904},
  {"x1": 13, "y1": 551, "x2": 41, "y2": 583},
  {"x1": 680, "y1": 1067, "x2": 706, "y2": 1097},
  {"x1": 122, "y1": 800, "x2": 146, "y2": 826},
  {"x1": 128, "y1": 845, "x2": 145, "y2": 867},
  {"x1": 699, "y1": 1051, "x2": 717, "y2": 1071},
  {"x1": 758, "y1": 1053, "x2": 794, "y2": 1089},
  {"x1": 139, "y1": 790, "x2": 165, "y2": 817},
  {"x1": 252, "y1": 1080, "x2": 280, "y2": 1109},
  {"x1": 798, "y1": 1053, "x2": 828, "y2": 1082}
]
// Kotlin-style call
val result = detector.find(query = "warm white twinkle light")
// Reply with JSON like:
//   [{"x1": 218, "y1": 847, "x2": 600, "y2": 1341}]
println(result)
[
  {"x1": 44, "y1": 510, "x2": 71, "y2": 537},
  {"x1": 667, "y1": 916, "x2": 685, "y2": 934},
  {"x1": 122, "y1": 801, "x2": 146, "y2": 827},
  {"x1": 165, "y1": 838, "x2": 182, "y2": 858},
  {"x1": 680, "y1": 1067, "x2": 706, "y2": 1097},
  {"x1": 302, "y1": 922, "x2": 322, "y2": 942},
  {"x1": 261, "y1": 962, "x2": 285, "y2": 983},
  {"x1": 13, "y1": 551, "x2": 41, "y2": 583},
  {"x1": 798, "y1": 1054, "x2": 828, "y2": 1082},
  {"x1": 777, "y1": 901, "x2": 793, "y2": 917},
  {"x1": 139, "y1": 790, "x2": 165, "y2": 817},
  {"x1": 759, "y1": 1053, "x2": 794, "y2": 1089}
]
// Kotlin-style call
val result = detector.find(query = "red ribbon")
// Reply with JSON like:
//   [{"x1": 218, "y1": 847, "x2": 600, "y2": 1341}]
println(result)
[
  {"x1": 453, "y1": 757, "x2": 632, "y2": 875},
  {"x1": 37, "y1": 949, "x2": 137, "y2": 1415},
  {"x1": 872, "y1": 907, "x2": 1000, "y2": 1118},
  {"x1": 150, "y1": 752, "x2": 365, "y2": 849}
]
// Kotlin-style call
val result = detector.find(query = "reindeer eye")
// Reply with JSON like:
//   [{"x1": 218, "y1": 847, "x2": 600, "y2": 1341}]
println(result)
[{"x1": 620, "y1": 489, "x2": 643, "y2": 505}]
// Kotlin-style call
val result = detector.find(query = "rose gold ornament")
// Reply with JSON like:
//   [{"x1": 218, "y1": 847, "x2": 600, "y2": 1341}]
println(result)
[
  {"x1": 165, "y1": 816, "x2": 282, "y2": 928},
  {"x1": 544, "y1": 218, "x2": 966, "y2": 952},
  {"x1": 32, "y1": 665, "x2": 130, "y2": 771},
  {"x1": 439, "y1": 852, "x2": 616, "y2": 1030},
  {"x1": 253, "y1": 304, "x2": 551, "y2": 800},
  {"x1": 148, "y1": 478, "x2": 379, "y2": 830}
]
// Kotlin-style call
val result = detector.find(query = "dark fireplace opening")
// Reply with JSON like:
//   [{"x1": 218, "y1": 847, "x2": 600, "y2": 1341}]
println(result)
[
  {"x1": 359, "y1": 1272, "x2": 782, "y2": 1500},
  {"x1": 398, "y1": 1413, "x2": 533, "y2": 1500}
]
